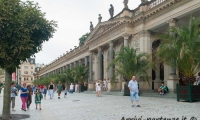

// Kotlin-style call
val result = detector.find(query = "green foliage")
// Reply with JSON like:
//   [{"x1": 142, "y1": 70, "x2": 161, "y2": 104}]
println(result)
[
  {"x1": 34, "y1": 65, "x2": 88, "y2": 85},
  {"x1": 107, "y1": 46, "x2": 152, "y2": 84},
  {"x1": 0, "y1": 0, "x2": 57, "y2": 73},
  {"x1": 155, "y1": 16, "x2": 200, "y2": 85},
  {"x1": 73, "y1": 65, "x2": 88, "y2": 84},
  {"x1": 79, "y1": 33, "x2": 90, "y2": 45}
]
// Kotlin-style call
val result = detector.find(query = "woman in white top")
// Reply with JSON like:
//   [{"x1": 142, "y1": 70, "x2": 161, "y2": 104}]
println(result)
[
  {"x1": 70, "y1": 83, "x2": 74, "y2": 94},
  {"x1": 97, "y1": 84, "x2": 102, "y2": 97},
  {"x1": 96, "y1": 81, "x2": 99, "y2": 96}
]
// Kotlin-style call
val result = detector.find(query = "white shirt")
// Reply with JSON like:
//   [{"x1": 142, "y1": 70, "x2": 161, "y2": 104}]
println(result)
[
  {"x1": 70, "y1": 85, "x2": 74, "y2": 90},
  {"x1": 96, "y1": 82, "x2": 98, "y2": 88},
  {"x1": 128, "y1": 80, "x2": 138, "y2": 92},
  {"x1": 97, "y1": 86, "x2": 101, "y2": 91}
]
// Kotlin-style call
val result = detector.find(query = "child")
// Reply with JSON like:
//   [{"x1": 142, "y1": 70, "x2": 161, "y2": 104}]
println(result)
[
  {"x1": 97, "y1": 84, "x2": 102, "y2": 97},
  {"x1": 64, "y1": 87, "x2": 67, "y2": 98},
  {"x1": 43, "y1": 86, "x2": 47, "y2": 100}
]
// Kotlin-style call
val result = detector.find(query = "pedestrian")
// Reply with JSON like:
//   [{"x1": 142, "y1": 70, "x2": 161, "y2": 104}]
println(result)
[
  {"x1": 95, "y1": 81, "x2": 100, "y2": 96},
  {"x1": 103, "y1": 79, "x2": 108, "y2": 91},
  {"x1": 0, "y1": 82, "x2": 3, "y2": 94},
  {"x1": 64, "y1": 86, "x2": 67, "y2": 98},
  {"x1": 75, "y1": 83, "x2": 78, "y2": 92},
  {"x1": 97, "y1": 84, "x2": 102, "y2": 97},
  {"x1": 11, "y1": 82, "x2": 18, "y2": 111},
  {"x1": 43, "y1": 85, "x2": 47, "y2": 100},
  {"x1": 69, "y1": 83, "x2": 74, "y2": 94},
  {"x1": 27, "y1": 85, "x2": 33, "y2": 110},
  {"x1": 196, "y1": 72, "x2": 200, "y2": 86},
  {"x1": 48, "y1": 81, "x2": 55, "y2": 99},
  {"x1": 34, "y1": 85, "x2": 43, "y2": 110},
  {"x1": 20, "y1": 83, "x2": 28, "y2": 111},
  {"x1": 128, "y1": 76, "x2": 140, "y2": 107},
  {"x1": 57, "y1": 81, "x2": 62, "y2": 99},
  {"x1": 32, "y1": 85, "x2": 35, "y2": 92}
]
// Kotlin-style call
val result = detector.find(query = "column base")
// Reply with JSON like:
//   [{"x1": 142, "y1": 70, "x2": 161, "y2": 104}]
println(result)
[
  {"x1": 121, "y1": 82, "x2": 127, "y2": 92},
  {"x1": 153, "y1": 79, "x2": 163, "y2": 90},
  {"x1": 88, "y1": 82, "x2": 95, "y2": 91},
  {"x1": 137, "y1": 80, "x2": 152, "y2": 91},
  {"x1": 107, "y1": 82, "x2": 121, "y2": 91},
  {"x1": 167, "y1": 76, "x2": 179, "y2": 93}
]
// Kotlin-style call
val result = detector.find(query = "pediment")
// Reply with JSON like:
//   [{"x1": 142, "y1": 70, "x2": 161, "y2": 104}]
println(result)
[{"x1": 86, "y1": 21, "x2": 121, "y2": 42}]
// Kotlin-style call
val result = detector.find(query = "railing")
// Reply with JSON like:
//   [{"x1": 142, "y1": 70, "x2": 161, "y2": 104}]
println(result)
[{"x1": 148, "y1": 0, "x2": 166, "y2": 10}]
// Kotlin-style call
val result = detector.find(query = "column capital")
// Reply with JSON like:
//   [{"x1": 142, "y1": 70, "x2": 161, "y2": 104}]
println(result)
[
  {"x1": 167, "y1": 18, "x2": 178, "y2": 27},
  {"x1": 122, "y1": 33, "x2": 131, "y2": 39},
  {"x1": 98, "y1": 46, "x2": 102, "y2": 51},
  {"x1": 109, "y1": 41, "x2": 113, "y2": 46}
]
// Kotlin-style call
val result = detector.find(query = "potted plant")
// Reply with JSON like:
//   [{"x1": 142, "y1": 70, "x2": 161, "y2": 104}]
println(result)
[{"x1": 156, "y1": 16, "x2": 200, "y2": 102}]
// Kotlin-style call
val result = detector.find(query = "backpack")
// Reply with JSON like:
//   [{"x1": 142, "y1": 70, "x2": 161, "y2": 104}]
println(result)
[{"x1": 165, "y1": 86, "x2": 169, "y2": 92}]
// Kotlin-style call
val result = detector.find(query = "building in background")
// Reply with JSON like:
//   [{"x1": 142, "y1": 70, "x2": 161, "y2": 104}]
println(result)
[
  {"x1": 34, "y1": 63, "x2": 46, "y2": 80},
  {"x1": 0, "y1": 69, "x2": 5, "y2": 83},
  {"x1": 17, "y1": 58, "x2": 36, "y2": 85}
]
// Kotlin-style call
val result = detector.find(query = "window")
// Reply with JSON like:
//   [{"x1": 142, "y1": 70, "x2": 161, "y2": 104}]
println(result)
[
  {"x1": 24, "y1": 66, "x2": 28, "y2": 69},
  {"x1": 24, "y1": 71, "x2": 28, "y2": 74},
  {"x1": 31, "y1": 77, "x2": 33, "y2": 81},
  {"x1": 31, "y1": 66, "x2": 33, "y2": 69},
  {"x1": 24, "y1": 78, "x2": 26, "y2": 81}
]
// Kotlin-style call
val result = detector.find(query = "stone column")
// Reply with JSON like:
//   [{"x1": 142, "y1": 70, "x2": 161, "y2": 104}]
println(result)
[
  {"x1": 97, "y1": 47, "x2": 103, "y2": 80},
  {"x1": 139, "y1": 30, "x2": 152, "y2": 90},
  {"x1": 123, "y1": 33, "x2": 130, "y2": 47},
  {"x1": 167, "y1": 18, "x2": 179, "y2": 93},
  {"x1": 154, "y1": 62, "x2": 162, "y2": 89},
  {"x1": 78, "y1": 59, "x2": 81, "y2": 65},
  {"x1": 89, "y1": 52, "x2": 93, "y2": 81},
  {"x1": 108, "y1": 41, "x2": 114, "y2": 80},
  {"x1": 85, "y1": 56, "x2": 88, "y2": 66}
]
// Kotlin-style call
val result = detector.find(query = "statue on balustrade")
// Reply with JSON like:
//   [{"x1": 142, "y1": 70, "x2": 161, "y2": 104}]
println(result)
[
  {"x1": 140, "y1": 0, "x2": 148, "y2": 6},
  {"x1": 90, "y1": 22, "x2": 94, "y2": 32},
  {"x1": 123, "y1": 0, "x2": 129, "y2": 9},
  {"x1": 109, "y1": 4, "x2": 114, "y2": 19},
  {"x1": 98, "y1": 14, "x2": 102, "y2": 23}
]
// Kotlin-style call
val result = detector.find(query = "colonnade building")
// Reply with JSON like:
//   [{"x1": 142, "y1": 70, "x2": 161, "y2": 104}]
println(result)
[{"x1": 38, "y1": 0, "x2": 200, "y2": 92}]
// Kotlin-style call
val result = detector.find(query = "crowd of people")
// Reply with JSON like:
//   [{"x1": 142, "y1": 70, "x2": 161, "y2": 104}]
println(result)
[{"x1": 0, "y1": 74, "x2": 199, "y2": 112}]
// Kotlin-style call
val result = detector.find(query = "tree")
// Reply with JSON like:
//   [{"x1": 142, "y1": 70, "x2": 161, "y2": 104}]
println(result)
[
  {"x1": 79, "y1": 33, "x2": 90, "y2": 45},
  {"x1": 0, "y1": 0, "x2": 57, "y2": 119},
  {"x1": 107, "y1": 46, "x2": 152, "y2": 84},
  {"x1": 73, "y1": 65, "x2": 88, "y2": 84},
  {"x1": 155, "y1": 16, "x2": 200, "y2": 85}
]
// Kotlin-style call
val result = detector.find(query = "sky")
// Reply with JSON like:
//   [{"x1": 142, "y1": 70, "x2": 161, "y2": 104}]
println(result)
[{"x1": 25, "y1": 0, "x2": 141, "y2": 65}]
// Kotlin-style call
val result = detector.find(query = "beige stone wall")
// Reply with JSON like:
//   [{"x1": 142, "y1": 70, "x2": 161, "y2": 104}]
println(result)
[{"x1": 19, "y1": 61, "x2": 36, "y2": 85}]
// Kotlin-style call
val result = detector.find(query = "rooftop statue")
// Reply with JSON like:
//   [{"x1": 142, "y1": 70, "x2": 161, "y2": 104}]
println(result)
[
  {"x1": 90, "y1": 22, "x2": 94, "y2": 32},
  {"x1": 123, "y1": 0, "x2": 129, "y2": 9},
  {"x1": 98, "y1": 14, "x2": 102, "y2": 23},
  {"x1": 109, "y1": 4, "x2": 114, "y2": 19}
]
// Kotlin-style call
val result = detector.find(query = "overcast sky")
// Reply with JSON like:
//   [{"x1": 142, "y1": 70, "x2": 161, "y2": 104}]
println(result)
[{"x1": 27, "y1": 0, "x2": 141, "y2": 65}]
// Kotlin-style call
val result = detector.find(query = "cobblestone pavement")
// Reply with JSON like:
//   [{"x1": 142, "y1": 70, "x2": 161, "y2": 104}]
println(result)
[{"x1": 0, "y1": 90, "x2": 200, "y2": 120}]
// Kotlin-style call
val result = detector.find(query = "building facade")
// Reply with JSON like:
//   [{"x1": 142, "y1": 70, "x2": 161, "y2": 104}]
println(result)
[
  {"x1": 17, "y1": 58, "x2": 36, "y2": 85},
  {"x1": 38, "y1": 0, "x2": 200, "y2": 92}
]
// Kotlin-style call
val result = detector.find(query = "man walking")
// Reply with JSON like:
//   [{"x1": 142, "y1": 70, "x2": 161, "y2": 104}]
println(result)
[
  {"x1": 57, "y1": 81, "x2": 62, "y2": 99},
  {"x1": 128, "y1": 76, "x2": 140, "y2": 107}
]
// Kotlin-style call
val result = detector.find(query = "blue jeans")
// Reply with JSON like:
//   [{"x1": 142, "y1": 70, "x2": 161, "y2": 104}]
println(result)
[
  {"x1": 130, "y1": 92, "x2": 139, "y2": 102},
  {"x1": 70, "y1": 89, "x2": 73, "y2": 94}
]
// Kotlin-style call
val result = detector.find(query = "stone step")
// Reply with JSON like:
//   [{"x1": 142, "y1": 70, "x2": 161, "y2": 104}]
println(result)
[{"x1": 82, "y1": 90, "x2": 177, "y2": 98}]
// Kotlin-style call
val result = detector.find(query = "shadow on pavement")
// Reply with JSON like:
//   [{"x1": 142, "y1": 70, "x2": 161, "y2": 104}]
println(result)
[{"x1": 0, "y1": 114, "x2": 30, "y2": 120}]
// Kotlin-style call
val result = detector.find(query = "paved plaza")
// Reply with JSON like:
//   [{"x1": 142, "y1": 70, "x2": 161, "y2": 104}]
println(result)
[{"x1": 0, "y1": 90, "x2": 200, "y2": 120}]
